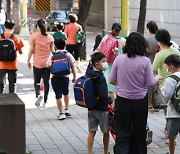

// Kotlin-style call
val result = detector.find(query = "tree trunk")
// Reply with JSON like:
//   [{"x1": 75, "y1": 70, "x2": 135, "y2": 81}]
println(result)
[
  {"x1": 77, "y1": 0, "x2": 92, "y2": 60},
  {"x1": 137, "y1": 0, "x2": 147, "y2": 35},
  {"x1": 6, "y1": 0, "x2": 11, "y2": 19},
  {"x1": 12, "y1": 0, "x2": 21, "y2": 34}
]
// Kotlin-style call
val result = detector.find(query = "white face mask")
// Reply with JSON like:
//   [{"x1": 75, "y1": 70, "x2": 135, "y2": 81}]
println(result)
[
  {"x1": 102, "y1": 62, "x2": 108, "y2": 71},
  {"x1": 167, "y1": 68, "x2": 172, "y2": 75}
]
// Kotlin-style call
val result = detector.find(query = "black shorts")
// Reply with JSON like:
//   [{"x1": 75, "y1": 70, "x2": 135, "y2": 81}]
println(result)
[
  {"x1": 66, "y1": 44, "x2": 79, "y2": 60},
  {"x1": 51, "y1": 76, "x2": 69, "y2": 99}
]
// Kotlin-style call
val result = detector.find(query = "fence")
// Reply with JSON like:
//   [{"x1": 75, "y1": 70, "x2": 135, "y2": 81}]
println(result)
[{"x1": 86, "y1": 13, "x2": 104, "y2": 28}]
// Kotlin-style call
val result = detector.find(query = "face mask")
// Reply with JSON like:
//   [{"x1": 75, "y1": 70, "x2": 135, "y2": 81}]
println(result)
[
  {"x1": 167, "y1": 68, "x2": 172, "y2": 75},
  {"x1": 102, "y1": 62, "x2": 108, "y2": 71}
]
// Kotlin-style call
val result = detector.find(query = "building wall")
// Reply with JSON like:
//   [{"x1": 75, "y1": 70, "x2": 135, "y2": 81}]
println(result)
[
  {"x1": 86, "y1": 0, "x2": 104, "y2": 27},
  {"x1": 105, "y1": 0, "x2": 180, "y2": 45}
]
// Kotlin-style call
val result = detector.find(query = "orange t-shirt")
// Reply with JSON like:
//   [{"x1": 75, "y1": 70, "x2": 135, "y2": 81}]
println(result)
[
  {"x1": 0, "y1": 32, "x2": 24, "y2": 70},
  {"x1": 64, "y1": 23, "x2": 79, "y2": 45},
  {"x1": 29, "y1": 32, "x2": 54, "y2": 68}
]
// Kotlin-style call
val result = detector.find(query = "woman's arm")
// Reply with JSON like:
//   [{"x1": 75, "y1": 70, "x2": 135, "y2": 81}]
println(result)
[
  {"x1": 50, "y1": 44, "x2": 55, "y2": 53},
  {"x1": 27, "y1": 44, "x2": 34, "y2": 69}
]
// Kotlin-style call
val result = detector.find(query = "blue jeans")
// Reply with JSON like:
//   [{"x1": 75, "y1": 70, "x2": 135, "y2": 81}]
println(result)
[{"x1": 0, "y1": 69, "x2": 17, "y2": 93}]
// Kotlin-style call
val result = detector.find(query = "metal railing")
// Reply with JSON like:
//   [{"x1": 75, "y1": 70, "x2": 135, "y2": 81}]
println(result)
[{"x1": 86, "y1": 13, "x2": 104, "y2": 28}]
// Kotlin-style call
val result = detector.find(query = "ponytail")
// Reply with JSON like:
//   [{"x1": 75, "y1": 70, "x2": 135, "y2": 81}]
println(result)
[{"x1": 37, "y1": 18, "x2": 47, "y2": 36}]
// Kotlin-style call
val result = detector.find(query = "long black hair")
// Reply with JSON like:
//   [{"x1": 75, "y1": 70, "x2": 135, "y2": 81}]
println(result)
[
  {"x1": 93, "y1": 34, "x2": 103, "y2": 51},
  {"x1": 123, "y1": 32, "x2": 148, "y2": 58},
  {"x1": 37, "y1": 18, "x2": 47, "y2": 36}
]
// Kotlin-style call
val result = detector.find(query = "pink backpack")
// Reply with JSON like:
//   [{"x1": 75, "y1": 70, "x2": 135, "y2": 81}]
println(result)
[{"x1": 99, "y1": 35, "x2": 119, "y2": 63}]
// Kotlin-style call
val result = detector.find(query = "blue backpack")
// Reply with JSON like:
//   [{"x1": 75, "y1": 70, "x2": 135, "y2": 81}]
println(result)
[
  {"x1": 50, "y1": 50, "x2": 70, "y2": 76},
  {"x1": 74, "y1": 62, "x2": 97, "y2": 109}
]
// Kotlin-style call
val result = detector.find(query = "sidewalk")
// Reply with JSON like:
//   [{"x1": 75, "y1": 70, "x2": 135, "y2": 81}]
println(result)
[{"x1": 3, "y1": 26, "x2": 180, "y2": 154}]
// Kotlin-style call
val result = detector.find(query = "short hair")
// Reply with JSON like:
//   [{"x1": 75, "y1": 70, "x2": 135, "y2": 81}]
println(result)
[
  {"x1": 4, "y1": 20, "x2": 15, "y2": 29},
  {"x1": 123, "y1": 32, "x2": 148, "y2": 58},
  {"x1": 56, "y1": 22, "x2": 64, "y2": 31},
  {"x1": 91, "y1": 52, "x2": 106, "y2": 67},
  {"x1": 146, "y1": 21, "x2": 158, "y2": 34},
  {"x1": 164, "y1": 54, "x2": 180, "y2": 68},
  {"x1": 69, "y1": 14, "x2": 77, "y2": 23},
  {"x1": 155, "y1": 29, "x2": 172, "y2": 47},
  {"x1": 54, "y1": 38, "x2": 66, "y2": 49}
]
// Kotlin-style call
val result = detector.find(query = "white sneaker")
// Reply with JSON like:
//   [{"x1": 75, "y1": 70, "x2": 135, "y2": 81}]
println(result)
[
  {"x1": 35, "y1": 95, "x2": 43, "y2": 107},
  {"x1": 40, "y1": 102, "x2": 46, "y2": 109},
  {"x1": 64, "y1": 109, "x2": 72, "y2": 117},
  {"x1": 57, "y1": 113, "x2": 66, "y2": 120}
]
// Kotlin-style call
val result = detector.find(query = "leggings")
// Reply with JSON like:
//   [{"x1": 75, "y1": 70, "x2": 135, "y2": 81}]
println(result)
[{"x1": 33, "y1": 66, "x2": 50, "y2": 103}]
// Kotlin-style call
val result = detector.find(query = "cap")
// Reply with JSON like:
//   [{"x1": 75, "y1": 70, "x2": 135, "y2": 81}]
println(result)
[{"x1": 112, "y1": 22, "x2": 121, "y2": 31}]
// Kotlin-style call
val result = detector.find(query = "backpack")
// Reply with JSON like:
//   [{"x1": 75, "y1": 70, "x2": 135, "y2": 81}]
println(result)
[
  {"x1": 50, "y1": 50, "x2": 70, "y2": 76},
  {"x1": 152, "y1": 83, "x2": 167, "y2": 109},
  {"x1": 99, "y1": 35, "x2": 119, "y2": 63},
  {"x1": 170, "y1": 75, "x2": 180, "y2": 114},
  {"x1": 74, "y1": 75, "x2": 97, "y2": 109},
  {"x1": 74, "y1": 62, "x2": 97, "y2": 109},
  {"x1": 76, "y1": 31, "x2": 86, "y2": 45},
  {"x1": 0, "y1": 33, "x2": 16, "y2": 62}
]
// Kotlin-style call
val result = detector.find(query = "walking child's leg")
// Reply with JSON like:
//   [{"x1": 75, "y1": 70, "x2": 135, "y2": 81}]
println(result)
[
  {"x1": 169, "y1": 139, "x2": 176, "y2": 154},
  {"x1": 103, "y1": 131, "x2": 110, "y2": 154},
  {"x1": 64, "y1": 95, "x2": 69, "y2": 109},
  {"x1": 56, "y1": 98, "x2": 63, "y2": 113},
  {"x1": 88, "y1": 132, "x2": 96, "y2": 154}
]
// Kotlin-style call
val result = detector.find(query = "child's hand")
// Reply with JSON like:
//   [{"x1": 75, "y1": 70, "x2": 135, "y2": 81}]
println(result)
[
  {"x1": 155, "y1": 74, "x2": 163, "y2": 81},
  {"x1": 72, "y1": 77, "x2": 76, "y2": 83},
  {"x1": 113, "y1": 47, "x2": 118, "y2": 56}
]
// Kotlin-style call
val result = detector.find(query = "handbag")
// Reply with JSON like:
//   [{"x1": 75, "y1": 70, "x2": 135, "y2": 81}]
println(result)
[{"x1": 152, "y1": 84, "x2": 167, "y2": 109}]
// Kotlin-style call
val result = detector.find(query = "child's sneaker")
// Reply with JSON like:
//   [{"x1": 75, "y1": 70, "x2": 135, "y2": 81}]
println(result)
[
  {"x1": 57, "y1": 113, "x2": 66, "y2": 120},
  {"x1": 35, "y1": 95, "x2": 43, "y2": 107},
  {"x1": 146, "y1": 130, "x2": 153, "y2": 145},
  {"x1": 64, "y1": 109, "x2": 71, "y2": 117}
]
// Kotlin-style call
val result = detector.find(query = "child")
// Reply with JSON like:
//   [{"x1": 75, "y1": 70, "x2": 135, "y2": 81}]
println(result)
[
  {"x1": 161, "y1": 54, "x2": 180, "y2": 154},
  {"x1": 53, "y1": 22, "x2": 67, "y2": 40},
  {"x1": 51, "y1": 38, "x2": 76, "y2": 120},
  {"x1": 87, "y1": 52, "x2": 112, "y2": 154}
]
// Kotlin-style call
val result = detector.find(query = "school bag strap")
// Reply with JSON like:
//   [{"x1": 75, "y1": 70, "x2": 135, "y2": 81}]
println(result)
[
  {"x1": 1, "y1": 33, "x2": 14, "y2": 40},
  {"x1": 170, "y1": 75, "x2": 180, "y2": 82}
]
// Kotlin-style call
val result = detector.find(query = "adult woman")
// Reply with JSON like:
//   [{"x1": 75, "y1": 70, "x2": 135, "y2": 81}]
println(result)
[
  {"x1": 64, "y1": 14, "x2": 82, "y2": 73},
  {"x1": 27, "y1": 19, "x2": 54, "y2": 107},
  {"x1": 110, "y1": 32, "x2": 157, "y2": 154}
]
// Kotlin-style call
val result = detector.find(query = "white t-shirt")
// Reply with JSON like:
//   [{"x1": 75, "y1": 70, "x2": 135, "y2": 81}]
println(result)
[
  {"x1": 161, "y1": 72, "x2": 180, "y2": 118},
  {"x1": 0, "y1": 12, "x2": 6, "y2": 24}
]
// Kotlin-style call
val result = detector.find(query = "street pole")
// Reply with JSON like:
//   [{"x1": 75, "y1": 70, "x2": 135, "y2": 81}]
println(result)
[
  {"x1": 22, "y1": 0, "x2": 27, "y2": 26},
  {"x1": 121, "y1": 0, "x2": 129, "y2": 37}
]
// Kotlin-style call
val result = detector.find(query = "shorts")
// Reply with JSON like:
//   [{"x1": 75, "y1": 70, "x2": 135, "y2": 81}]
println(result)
[
  {"x1": 88, "y1": 110, "x2": 109, "y2": 133},
  {"x1": 51, "y1": 76, "x2": 69, "y2": 99},
  {"x1": 66, "y1": 44, "x2": 80, "y2": 61},
  {"x1": 167, "y1": 118, "x2": 180, "y2": 139},
  {"x1": 104, "y1": 63, "x2": 116, "y2": 93}
]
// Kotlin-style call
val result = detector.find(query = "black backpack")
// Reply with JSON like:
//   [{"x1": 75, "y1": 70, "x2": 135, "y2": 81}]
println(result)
[{"x1": 0, "y1": 33, "x2": 16, "y2": 62}]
